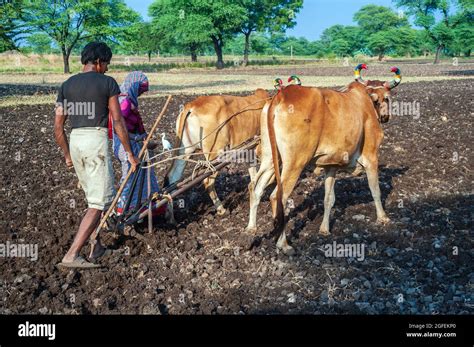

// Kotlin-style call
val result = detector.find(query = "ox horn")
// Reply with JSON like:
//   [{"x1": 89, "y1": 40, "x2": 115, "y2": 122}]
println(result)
[
  {"x1": 288, "y1": 75, "x2": 302, "y2": 85},
  {"x1": 386, "y1": 66, "x2": 402, "y2": 89},
  {"x1": 354, "y1": 63, "x2": 368, "y2": 84},
  {"x1": 274, "y1": 78, "x2": 284, "y2": 90}
]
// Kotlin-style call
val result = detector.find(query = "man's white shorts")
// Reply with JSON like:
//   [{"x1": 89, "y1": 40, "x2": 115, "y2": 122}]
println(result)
[{"x1": 70, "y1": 127, "x2": 115, "y2": 210}]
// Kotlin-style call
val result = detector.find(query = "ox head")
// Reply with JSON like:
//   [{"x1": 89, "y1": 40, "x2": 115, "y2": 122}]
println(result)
[{"x1": 354, "y1": 65, "x2": 402, "y2": 123}]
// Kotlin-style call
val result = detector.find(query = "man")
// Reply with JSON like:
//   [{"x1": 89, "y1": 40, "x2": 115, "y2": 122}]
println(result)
[{"x1": 54, "y1": 42, "x2": 139, "y2": 268}]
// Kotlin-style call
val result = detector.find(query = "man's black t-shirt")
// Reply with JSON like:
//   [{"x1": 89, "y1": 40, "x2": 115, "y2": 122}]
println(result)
[{"x1": 56, "y1": 71, "x2": 120, "y2": 129}]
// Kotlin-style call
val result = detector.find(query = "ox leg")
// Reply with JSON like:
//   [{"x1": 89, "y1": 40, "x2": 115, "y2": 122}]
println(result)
[
  {"x1": 165, "y1": 146, "x2": 196, "y2": 223},
  {"x1": 246, "y1": 166, "x2": 275, "y2": 232},
  {"x1": 203, "y1": 173, "x2": 226, "y2": 215},
  {"x1": 165, "y1": 199, "x2": 177, "y2": 225},
  {"x1": 365, "y1": 160, "x2": 390, "y2": 224},
  {"x1": 248, "y1": 166, "x2": 257, "y2": 185},
  {"x1": 319, "y1": 167, "x2": 336, "y2": 236},
  {"x1": 272, "y1": 165, "x2": 303, "y2": 256}
]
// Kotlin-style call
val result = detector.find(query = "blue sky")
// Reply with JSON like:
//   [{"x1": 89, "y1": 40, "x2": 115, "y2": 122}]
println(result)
[{"x1": 124, "y1": 0, "x2": 400, "y2": 41}]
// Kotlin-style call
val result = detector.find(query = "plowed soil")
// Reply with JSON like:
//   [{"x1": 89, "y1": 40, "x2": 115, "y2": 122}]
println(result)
[{"x1": 0, "y1": 76, "x2": 472, "y2": 314}]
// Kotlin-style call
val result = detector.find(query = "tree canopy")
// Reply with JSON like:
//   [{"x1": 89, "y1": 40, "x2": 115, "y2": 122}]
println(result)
[
  {"x1": 3, "y1": 0, "x2": 473, "y2": 71},
  {"x1": 18, "y1": 0, "x2": 140, "y2": 72}
]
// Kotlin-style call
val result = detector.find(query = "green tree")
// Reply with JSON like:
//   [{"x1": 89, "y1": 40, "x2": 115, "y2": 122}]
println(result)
[
  {"x1": 268, "y1": 31, "x2": 287, "y2": 54},
  {"x1": 451, "y1": 22, "x2": 474, "y2": 56},
  {"x1": 204, "y1": 0, "x2": 247, "y2": 68},
  {"x1": 250, "y1": 32, "x2": 271, "y2": 54},
  {"x1": 447, "y1": 1, "x2": 473, "y2": 57},
  {"x1": 26, "y1": 33, "x2": 53, "y2": 54},
  {"x1": 320, "y1": 25, "x2": 364, "y2": 56},
  {"x1": 391, "y1": 26, "x2": 417, "y2": 57},
  {"x1": 367, "y1": 27, "x2": 417, "y2": 60},
  {"x1": 280, "y1": 36, "x2": 307, "y2": 56},
  {"x1": 354, "y1": 5, "x2": 411, "y2": 61},
  {"x1": 354, "y1": 4, "x2": 409, "y2": 35},
  {"x1": 413, "y1": 30, "x2": 435, "y2": 56},
  {"x1": 367, "y1": 31, "x2": 392, "y2": 60},
  {"x1": 394, "y1": 0, "x2": 469, "y2": 63},
  {"x1": 0, "y1": 0, "x2": 28, "y2": 52},
  {"x1": 118, "y1": 22, "x2": 163, "y2": 60},
  {"x1": 149, "y1": 0, "x2": 210, "y2": 62},
  {"x1": 306, "y1": 40, "x2": 326, "y2": 57},
  {"x1": 22, "y1": 0, "x2": 140, "y2": 73},
  {"x1": 330, "y1": 38, "x2": 351, "y2": 56},
  {"x1": 237, "y1": 0, "x2": 303, "y2": 65},
  {"x1": 149, "y1": 0, "x2": 246, "y2": 68}
]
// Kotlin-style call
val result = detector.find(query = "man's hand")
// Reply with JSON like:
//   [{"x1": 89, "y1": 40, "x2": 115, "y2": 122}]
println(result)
[{"x1": 127, "y1": 153, "x2": 140, "y2": 172}]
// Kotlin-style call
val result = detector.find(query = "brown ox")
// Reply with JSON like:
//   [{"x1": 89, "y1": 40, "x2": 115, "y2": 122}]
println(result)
[
  {"x1": 164, "y1": 89, "x2": 270, "y2": 215},
  {"x1": 246, "y1": 66, "x2": 401, "y2": 255}
]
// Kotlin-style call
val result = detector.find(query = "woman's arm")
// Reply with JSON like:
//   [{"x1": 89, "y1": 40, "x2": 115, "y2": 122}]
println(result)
[{"x1": 120, "y1": 98, "x2": 136, "y2": 132}]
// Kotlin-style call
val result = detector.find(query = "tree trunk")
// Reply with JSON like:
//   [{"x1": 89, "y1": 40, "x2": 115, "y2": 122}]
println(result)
[
  {"x1": 190, "y1": 44, "x2": 197, "y2": 62},
  {"x1": 434, "y1": 45, "x2": 443, "y2": 64},
  {"x1": 62, "y1": 48, "x2": 70, "y2": 74},
  {"x1": 378, "y1": 52, "x2": 384, "y2": 61},
  {"x1": 243, "y1": 31, "x2": 251, "y2": 66},
  {"x1": 148, "y1": 51, "x2": 151, "y2": 62},
  {"x1": 212, "y1": 36, "x2": 224, "y2": 69},
  {"x1": 465, "y1": 49, "x2": 471, "y2": 57}
]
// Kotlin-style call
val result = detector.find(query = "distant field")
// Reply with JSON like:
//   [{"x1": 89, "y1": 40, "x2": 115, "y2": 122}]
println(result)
[
  {"x1": 1, "y1": 52, "x2": 472, "y2": 73},
  {"x1": 0, "y1": 53, "x2": 473, "y2": 107},
  {"x1": 0, "y1": 52, "x2": 323, "y2": 74}
]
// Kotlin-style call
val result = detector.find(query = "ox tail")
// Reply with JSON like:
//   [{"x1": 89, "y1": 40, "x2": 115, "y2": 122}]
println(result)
[
  {"x1": 267, "y1": 94, "x2": 284, "y2": 233},
  {"x1": 163, "y1": 108, "x2": 192, "y2": 187}
]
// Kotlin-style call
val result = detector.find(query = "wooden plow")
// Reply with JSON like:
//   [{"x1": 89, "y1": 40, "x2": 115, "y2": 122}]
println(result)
[{"x1": 89, "y1": 94, "x2": 260, "y2": 252}]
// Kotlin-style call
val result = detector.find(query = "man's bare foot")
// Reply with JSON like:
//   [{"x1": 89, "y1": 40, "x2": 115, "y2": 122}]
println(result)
[{"x1": 58, "y1": 255, "x2": 100, "y2": 269}]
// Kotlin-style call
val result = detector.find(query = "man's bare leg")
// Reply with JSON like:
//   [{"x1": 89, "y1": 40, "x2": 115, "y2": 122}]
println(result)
[{"x1": 62, "y1": 208, "x2": 104, "y2": 263}]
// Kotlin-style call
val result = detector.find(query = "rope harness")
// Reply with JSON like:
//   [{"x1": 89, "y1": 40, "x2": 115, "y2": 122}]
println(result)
[{"x1": 117, "y1": 95, "x2": 275, "y2": 226}]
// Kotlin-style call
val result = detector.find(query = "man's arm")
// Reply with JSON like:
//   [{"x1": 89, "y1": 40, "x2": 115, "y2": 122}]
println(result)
[
  {"x1": 109, "y1": 95, "x2": 139, "y2": 170},
  {"x1": 54, "y1": 106, "x2": 73, "y2": 169}
]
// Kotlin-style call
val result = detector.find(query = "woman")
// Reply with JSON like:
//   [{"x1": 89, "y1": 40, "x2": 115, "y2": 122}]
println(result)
[{"x1": 110, "y1": 71, "x2": 165, "y2": 218}]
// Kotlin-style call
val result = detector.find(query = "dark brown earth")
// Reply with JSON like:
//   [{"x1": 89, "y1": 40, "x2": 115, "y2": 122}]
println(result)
[{"x1": 0, "y1": 76, "x2": 473, "y2": 315}]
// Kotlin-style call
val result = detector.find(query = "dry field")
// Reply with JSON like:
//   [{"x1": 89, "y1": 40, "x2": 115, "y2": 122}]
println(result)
[{"x1": 0, "y1": 61, "x2": 473, "y2": 314}]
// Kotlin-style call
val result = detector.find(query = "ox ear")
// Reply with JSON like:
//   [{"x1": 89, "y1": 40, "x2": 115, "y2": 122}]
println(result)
[{"x1": 370, "y1": 93, "x2": 379, "y2": 102}]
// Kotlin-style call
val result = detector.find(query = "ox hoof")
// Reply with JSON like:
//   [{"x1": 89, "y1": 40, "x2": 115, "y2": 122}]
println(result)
[
  {"x1": 216, "y1": 205, "x2": 227, "y2": 216},
  {"x1": 319, "y1": 228, "x2": 331, "y2": 236},
  {"x1": 245, "y1": 226, "x2": 257, "y2": 234},
  {"x1": 278, "y1": 245, "x2": 295, "y2": 256},
  {"x1": 376, "y1": 216, "x2": 391, "y2": 225}
]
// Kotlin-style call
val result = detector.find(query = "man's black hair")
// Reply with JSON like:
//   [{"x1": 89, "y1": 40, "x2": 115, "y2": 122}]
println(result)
[{"x1": 81, "y1": 42, "x2": 113, "y2": 65}]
